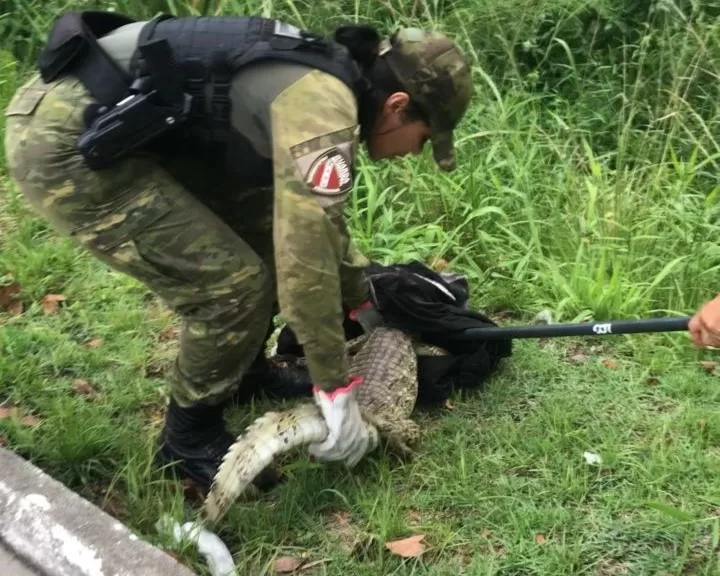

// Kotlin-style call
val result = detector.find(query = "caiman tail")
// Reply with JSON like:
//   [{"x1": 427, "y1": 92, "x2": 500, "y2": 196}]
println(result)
[{"x1": 202, "y1": 402, "x2": 379, "y2": 524}]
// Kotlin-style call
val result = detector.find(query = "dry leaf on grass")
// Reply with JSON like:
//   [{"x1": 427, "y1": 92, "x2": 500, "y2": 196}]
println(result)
[
  {"x1": 481, "y1": 529, "x2": 492, "y2": 539},
  {"x1": 0, "y1": 282, "x2": 23, "y2": 315},
  {"x1": 273, "y1": 556, "x2": 304, "y2": 573},
  {"x1": 698, "y1": 360, "x2": 718, "y2": 374},
  {"x1": 0, "y1": 403, "x2": 41, "y2": 426},
  {"x1": 444, "y1": 399, "x2": 456, "y2": 411},
  {"x1": 21, "y1": 414, "x2": 41, "y2": 426},
  {"x1": 431, "y1": 258, "x2": 449, "y2": 272},
  {"x1": 160, "y1": 326, "x2": 180, "y2": 341},
  {"x1": 568, "y1": 352, "x2": 589, "y2": 365},
  {"x1": 86, "y1": 338, "x2": 103, "y2": 349},
  {"x1": 535, "y1": 534, "x2": 546, "y2": 544},
  {"x1": 41, "y1": 294, "x2": 66, "y2": 315},
  {"x1": 72, "y1": 379, "x2": 100, "y2": 399},
  {"x1": 602, "y1": 358, "x2": 618, "y2": 370},
  {"x1": 385, "y1": 534, "x2": 426, "y2": 558}
]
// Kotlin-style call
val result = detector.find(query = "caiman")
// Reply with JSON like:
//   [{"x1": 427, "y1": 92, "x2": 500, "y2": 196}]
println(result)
[{"x1": 202, "y1": 326, "x2": 448, "y2": 524}]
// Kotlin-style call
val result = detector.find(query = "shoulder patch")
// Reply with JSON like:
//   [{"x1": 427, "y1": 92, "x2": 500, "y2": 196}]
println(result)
[
  {"x1": 291, "y1": 133, "x2": 357, "y2": 206},
  {"x1": 305, "y1": 147, "x2": 353, "y2": 196}
]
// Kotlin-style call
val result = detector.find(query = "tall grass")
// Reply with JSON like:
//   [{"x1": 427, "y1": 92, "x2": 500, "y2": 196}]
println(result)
[{"x1": 3, "y1": 0, "x2": 720, "y2": 322}]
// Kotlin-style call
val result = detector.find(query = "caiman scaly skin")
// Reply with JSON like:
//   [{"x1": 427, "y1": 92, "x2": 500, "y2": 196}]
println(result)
[{"x1": 202, "y1": 327, "x2": 447, "y2": 524}]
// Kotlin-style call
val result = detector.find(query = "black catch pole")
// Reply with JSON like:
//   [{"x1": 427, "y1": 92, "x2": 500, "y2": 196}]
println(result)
[{"x1": 449, "y1": 316, "x2": 691, "y2": 341}]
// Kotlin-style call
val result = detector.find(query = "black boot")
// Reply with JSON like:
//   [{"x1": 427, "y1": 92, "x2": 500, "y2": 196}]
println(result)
[
  {"x1": 155, "y1": 397, "x2": 281, "y2": 491},
  {"x1": 232, "y1": 352, "x2": 313, "y2": 404}
]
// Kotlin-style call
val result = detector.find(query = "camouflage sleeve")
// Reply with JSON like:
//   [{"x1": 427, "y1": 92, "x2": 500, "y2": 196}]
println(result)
[
  {"x1": 270, "y1": 69, "x2": 363, "y2": 392},
  {"x1": 323, "y1": 207, "x2": 371, "y2": 310},
  {"x1": 339, "y1": 237, "x2": 371, "y2": 310}
]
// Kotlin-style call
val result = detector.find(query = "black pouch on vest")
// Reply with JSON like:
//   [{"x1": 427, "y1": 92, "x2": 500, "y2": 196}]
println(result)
[
  {"x1": 36, "y1": 11, "x2": 193, "y2": 170},
  {"x1": 37, "y1": 11, "x2": 136, "y2": 107}
]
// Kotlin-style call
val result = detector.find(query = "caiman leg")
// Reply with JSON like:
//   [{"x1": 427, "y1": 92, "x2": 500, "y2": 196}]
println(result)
[{"x1": 362, "y1": 413, "x2": 421, "y2": 457}]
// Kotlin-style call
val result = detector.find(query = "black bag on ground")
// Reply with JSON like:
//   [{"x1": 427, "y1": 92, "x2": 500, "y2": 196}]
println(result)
[{"x1": 276, "y1": 261, "x2": 512, "y2": 405}]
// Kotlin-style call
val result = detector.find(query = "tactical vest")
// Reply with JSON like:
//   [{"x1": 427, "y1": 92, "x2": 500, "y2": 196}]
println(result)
[{"x1": 36, "y1": 11, "x2": 370, "y2": 179}]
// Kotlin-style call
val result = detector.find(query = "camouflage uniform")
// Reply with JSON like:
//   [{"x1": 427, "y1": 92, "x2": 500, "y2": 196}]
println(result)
[{"x1": 3, "y1": 23, "x2": 472, "y2": 413}]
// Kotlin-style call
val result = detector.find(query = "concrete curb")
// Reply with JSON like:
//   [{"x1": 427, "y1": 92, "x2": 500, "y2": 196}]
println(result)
[{"x1": 0, "y1": 447, "x2": 196, "y2": 576}]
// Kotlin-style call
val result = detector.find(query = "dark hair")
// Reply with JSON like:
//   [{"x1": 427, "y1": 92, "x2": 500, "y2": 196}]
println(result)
[{"x1": 333, "y1": 25, "x2": 427, "y2": 125}]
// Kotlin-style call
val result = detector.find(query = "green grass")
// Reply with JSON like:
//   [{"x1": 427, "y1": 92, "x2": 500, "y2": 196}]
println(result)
[{"x1": 2, "y1": 0, "x2": 720, "y2": 574}]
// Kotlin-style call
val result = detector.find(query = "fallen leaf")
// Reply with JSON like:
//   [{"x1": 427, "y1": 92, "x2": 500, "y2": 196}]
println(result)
[
  {"x1": 385, "y1": 534, "x2": 426, "y2": 558},
  {"x1": 160, "y1": 326, "x2": 180, "y2": 341},
  {"x1": 20, "y1": 414, "x2": 41, "y2": 427},
  {"x1": 0, "y1": 282, "x2": 23, "y2": 315},
  {"x1": 432, "y1": 258, "x2": 449, "y2": 272},
  {"x1": 481, "y1": 529, "x2": 492, "y2": 539},
  {"x1": 86, "y1": 338, "x2": 103, "y2": 349},
  {"x1": 72, "y1": 379, "x2": 100, "y2": 399},
  {"x1": 602, "y1": 358, "x2": 618, "y2": 370},
  {"x1": 535, "y1": 534, "x2": 546, "y2": 544},
  {"x1": 0, "y1": 403, "x2": 33, "y2": 424},
  {"x1": 42, "y1": 294, "x2": 66, "y2": 315},
  {"x1": 273, "y1": 556, "x2": 305, "y2": 573},
  {"x1": 568, "y1": 353, "x2": 589, "y2": 365},
  {"x1": 699, "y1": 360, "x2": 718, "y2": 374},
  {"x1": 0, "y1": 282, "x2": 20, "y2": 302},
  {"x1": 444, "y1": 399, "x2": 456, "y2": 411}
]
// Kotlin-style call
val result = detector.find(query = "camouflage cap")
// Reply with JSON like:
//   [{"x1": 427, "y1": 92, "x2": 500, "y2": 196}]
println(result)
[{"x1": 378, "y1": 27, "x2": 474, "y2": 171}]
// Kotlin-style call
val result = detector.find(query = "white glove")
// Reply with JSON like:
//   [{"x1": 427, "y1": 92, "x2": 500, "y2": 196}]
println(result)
[{"x1": 309, "y1": 376, "x2": 378, "y2": 467}]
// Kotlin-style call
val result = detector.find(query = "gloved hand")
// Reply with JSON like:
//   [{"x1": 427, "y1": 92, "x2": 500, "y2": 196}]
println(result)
[{"x1": 309, "y1": 376, "x2": 378, "y2": 467}]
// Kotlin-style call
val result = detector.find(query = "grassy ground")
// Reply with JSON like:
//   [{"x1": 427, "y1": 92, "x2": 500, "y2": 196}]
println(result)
[{"x1": 2, "y1": 1, "x2": 720, "y2": 574}]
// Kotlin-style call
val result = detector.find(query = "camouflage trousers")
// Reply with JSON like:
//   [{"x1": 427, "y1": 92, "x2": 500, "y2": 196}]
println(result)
[{"x1": 4, "y1": 74, "x2": 279, "y2": 408}]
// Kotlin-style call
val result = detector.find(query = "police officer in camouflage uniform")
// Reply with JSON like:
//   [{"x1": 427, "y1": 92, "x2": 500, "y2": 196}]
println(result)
[{"x1": 3, "y1": 11, "x2": 474, "y2": 490}]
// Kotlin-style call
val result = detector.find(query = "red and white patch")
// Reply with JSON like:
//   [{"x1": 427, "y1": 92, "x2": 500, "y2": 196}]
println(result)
[{"x1": 305, "y1": 148, "x2": 353, "y2": 195}]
